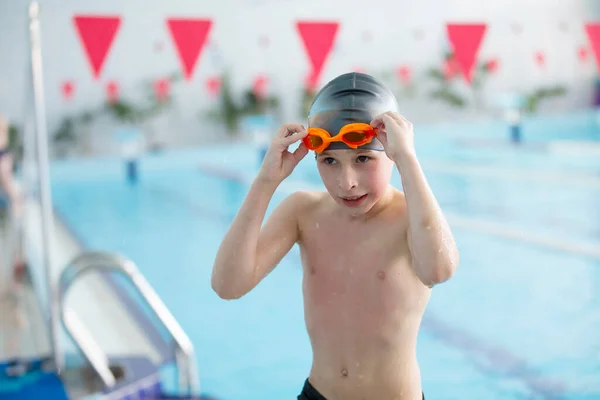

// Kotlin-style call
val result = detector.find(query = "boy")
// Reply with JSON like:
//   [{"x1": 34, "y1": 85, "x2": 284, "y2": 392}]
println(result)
[{"x1": 211, "y1": 73, "x2": 459, "y2": 400}]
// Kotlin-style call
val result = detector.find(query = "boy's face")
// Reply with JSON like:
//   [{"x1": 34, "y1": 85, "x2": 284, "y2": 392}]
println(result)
[{"x1": 316, "y1": 148, "x2": 394, "y2": 216}]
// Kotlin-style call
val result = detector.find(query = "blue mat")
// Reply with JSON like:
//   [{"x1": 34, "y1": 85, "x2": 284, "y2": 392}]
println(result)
[{"x1": 0, "y1": 372, "x2": 69, "y2": 400}]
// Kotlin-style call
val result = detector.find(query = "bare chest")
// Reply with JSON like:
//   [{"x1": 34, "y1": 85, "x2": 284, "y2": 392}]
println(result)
[{"x1": 298, "y1": 219, "x2": 422, "y2": 320}]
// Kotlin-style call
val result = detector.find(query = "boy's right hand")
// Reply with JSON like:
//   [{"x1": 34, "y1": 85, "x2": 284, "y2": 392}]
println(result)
[{"x1": 257, "y1": 123, "x2": 309, "y2": 184}]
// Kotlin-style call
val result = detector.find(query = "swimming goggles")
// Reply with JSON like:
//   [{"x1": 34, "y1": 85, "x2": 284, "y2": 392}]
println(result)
[{"x1": 302, "y1": 123, "x2": 378, "y2": 153}]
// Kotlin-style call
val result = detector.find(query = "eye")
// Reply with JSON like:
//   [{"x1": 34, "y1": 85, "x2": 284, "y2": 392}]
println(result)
[
  {"x1": 357, "y1": 155, "x2": 370, "y2": 163},
  {"x1": 323, "y1": 157, "x2": 337, "y2": 165}
]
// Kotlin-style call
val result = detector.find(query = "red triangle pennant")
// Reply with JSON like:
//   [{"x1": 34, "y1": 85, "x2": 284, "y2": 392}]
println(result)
[
  {"x1": 446, "y1": 23, "x2": 487, "y2": 83},
  {"x1": 485, "y1": 58, "x2": 499, "y2": 73},
  {"x1": 253, "y1": 75, "x2": 268, "y2": 98},
  {"x1": 206, "y1": 76, "x2": 221, "y2": 97},
  {"x1": 154, "y1": 79, "x2": 170, "y2": 101},
  {"x1": 61, "y1": 81, "x2": 75, "y2": 101},
  {"x1": 296, "y1": 21, "x2": 340, "y2": 85},
  {"x1": 167, "y1": 18, "x2": 213, "y2": 80},
  {"x1": 105, "y1": 80, "x2": 119, "y2": 103},
  {"x1": 585, "y1": 23, "x2": 600, "y2": 72},
  {"x1": 534, "y1": 51, "x2": 546, "y2": 67},
  {"x1": 397, "y1": 65, "x2": 412, "y2": 83},
  {"x1": 73, "y1": 15, "x2": 121, "y2": 79},
  {"x1": 578, "y1": 46, "x2": 589, "y2": 63}
]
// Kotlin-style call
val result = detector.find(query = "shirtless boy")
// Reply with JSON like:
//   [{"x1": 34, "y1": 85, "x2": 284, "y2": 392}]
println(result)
[{"x1": 212, "y1": 72, "x2": 459, "y2": 400}]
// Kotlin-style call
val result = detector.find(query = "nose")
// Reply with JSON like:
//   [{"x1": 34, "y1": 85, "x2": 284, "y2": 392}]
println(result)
[{"x1": 337, "y1": 165, "x2": 357, "y2": 191}]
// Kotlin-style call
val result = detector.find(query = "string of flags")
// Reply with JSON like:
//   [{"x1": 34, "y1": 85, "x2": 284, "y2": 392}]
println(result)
[{"x1": 62, "y1": 17, "x2": 600, "y2": 102}]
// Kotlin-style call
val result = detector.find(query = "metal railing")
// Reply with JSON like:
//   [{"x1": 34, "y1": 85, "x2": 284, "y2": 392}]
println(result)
[
  {"x1": 28, "y1": 0, "x2": 62, "y2": 373},
  {"x1": 57, "y1": 251, "x2": 200, "y2": 395}
]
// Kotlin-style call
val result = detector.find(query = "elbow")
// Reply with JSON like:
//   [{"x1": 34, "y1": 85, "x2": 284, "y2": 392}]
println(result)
[
  {"x1": 429, "y1": 263, "x2": 455, "y2": 285},
  {"x1": 213, "y1": 288, "x2": 243, "y2": 300},
  {"x1": 211, "y1": 271, "x2": 247, "y2": 300},
  {"x1": 420, "y1": 253, "x2": 459, "y2": 287},
  {"x1": 211, "y1": 279, "x2": 241, "y2": 300}
]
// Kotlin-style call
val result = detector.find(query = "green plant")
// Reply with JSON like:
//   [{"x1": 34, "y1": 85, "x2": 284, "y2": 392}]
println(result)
[
  {"x1": 51, "y1": 72, "x2": 183, "y2": 156},
  {"x1": 51, "y1": 111, "x2": 96, "y2": 158},
  {"x1": 243, "y1": 89, "x2": 279, "y2": 115},
  {"x1": 204, "y1": 73, "x2": 244, "y2": 134},
  {"x1": 426, "y1": 51, "x2": 494, "y2": 109},
  {"x1": 104, "y1": 100, "x2": 140, "y2": 124},
  {"x1": 376, "y1": 69, "x2": 418, "y2": 100},
  {"x1": 523, "y1": 86, "x2": 567, "y2": 113},
  {"x1": 53, "y1": 117, "x2": 77, "y2": 144},
  {"x1": 204, "y1": 73, "x2": 280, "y2": 137},
  {"x1": 104, "y1": 72, "x2": 182, "y2": 124},
  {"x1": 426, "y1": 67, "x2": 466, "y2": 108}
]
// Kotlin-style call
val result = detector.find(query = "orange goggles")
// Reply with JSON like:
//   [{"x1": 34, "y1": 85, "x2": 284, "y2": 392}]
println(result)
[{"x1": 302, "y1": 123, "x2": 378, "y2": 153}]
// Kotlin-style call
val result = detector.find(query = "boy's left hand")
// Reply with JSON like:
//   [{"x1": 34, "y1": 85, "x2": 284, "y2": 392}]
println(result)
[{"x1": 370, "y1": 112, "x2": 415, "y2": 161}]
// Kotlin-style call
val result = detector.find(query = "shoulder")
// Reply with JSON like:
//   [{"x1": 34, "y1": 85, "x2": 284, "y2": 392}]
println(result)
[
  {"x1": 378, "y1": 188, "x2": 409, "y2": 235},
  {"x1": 392, "y1": 187, "x2": 407, "y2": 203},
  {"x1": 282, "y1": 190, "x2": 328, "y2": 213},
  {"x1": 386, "y1": 187, "x2": 408, "y2": 216},
  {"x1": 280, "y1": 190, "x2": 330, "y2": 229}
]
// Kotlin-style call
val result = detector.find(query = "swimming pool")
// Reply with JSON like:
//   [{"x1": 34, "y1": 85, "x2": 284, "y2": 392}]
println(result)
[{"x1": 50, "y1": 112, "x2": 600, "y2": 399}]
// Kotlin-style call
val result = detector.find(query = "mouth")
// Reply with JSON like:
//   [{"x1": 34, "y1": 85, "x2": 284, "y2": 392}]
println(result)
[{"x1": 339, "y1": 194, "x2": 367, "y2": 207}]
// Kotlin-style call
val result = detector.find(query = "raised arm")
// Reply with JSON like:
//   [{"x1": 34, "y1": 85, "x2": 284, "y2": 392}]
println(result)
[
  {"x1": 371, "y1": 112, "x2": 459, "y2": 287},
  {"x1": 211, "y1": 124, "x2": 309, "y2": 299},
  {"x1": 211, "y1": 188, "x2": 307, "y2": 299}
]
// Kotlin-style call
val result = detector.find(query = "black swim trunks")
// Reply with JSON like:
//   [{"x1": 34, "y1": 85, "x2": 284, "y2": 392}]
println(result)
[{"x1": 298, "y1": 379, "x2": 425, "y2": 399}]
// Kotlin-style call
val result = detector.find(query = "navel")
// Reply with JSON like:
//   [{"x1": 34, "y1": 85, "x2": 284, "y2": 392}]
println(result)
[
  {"x1": 377, "y1": 270, "x2": 386, "y2": 280},
  {"x1": 341, "y1": 368, "x2": 348, "y2": 377}
]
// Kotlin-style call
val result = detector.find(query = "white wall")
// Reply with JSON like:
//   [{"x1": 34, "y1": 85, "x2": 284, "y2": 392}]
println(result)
[{"x1": 1, "y1": 0, "x2": 599, "y2": 151}]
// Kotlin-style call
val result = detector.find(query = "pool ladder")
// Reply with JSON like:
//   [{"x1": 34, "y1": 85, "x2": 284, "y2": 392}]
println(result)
[{"x1": 57, "y1": 251, "x2": 200, "y2": 396}]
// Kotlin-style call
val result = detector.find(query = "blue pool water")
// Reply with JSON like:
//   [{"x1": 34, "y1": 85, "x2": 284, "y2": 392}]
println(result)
[{"x1": 50, "y1": 112, "x2": 600, "y2": 399}]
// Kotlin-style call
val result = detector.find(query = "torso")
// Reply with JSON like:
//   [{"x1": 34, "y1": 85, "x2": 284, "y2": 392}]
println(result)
[{"x1": 297, "y1": 190, "x2": 430, "y2": 400}]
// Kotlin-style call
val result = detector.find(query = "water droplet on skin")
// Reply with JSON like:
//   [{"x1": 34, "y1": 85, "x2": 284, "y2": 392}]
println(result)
[{"x1": 316, "y1": 222, "x2": 320, "y2": 229}]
